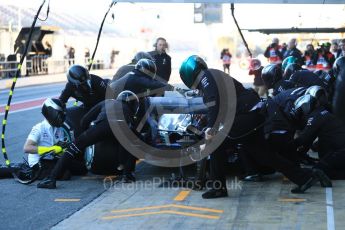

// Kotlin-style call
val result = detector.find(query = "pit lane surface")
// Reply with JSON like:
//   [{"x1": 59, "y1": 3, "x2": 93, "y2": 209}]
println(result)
[{"x1": 0, "y1": 81, "x2": 342, "y2": 230}]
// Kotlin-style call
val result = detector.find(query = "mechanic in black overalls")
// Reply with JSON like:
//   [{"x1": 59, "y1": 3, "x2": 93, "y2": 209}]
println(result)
[
  {"x1": 215, "y1": 80, "x2": 332, "y2": 195},
  {"x1": 110, "y1": 58, "x2": 173, "y2": 136},
  {"x1": 179, "y1": 55, "x2": 267, "y2": 199},
  {"x1": 288, "y1": 70, "x2": 327, "y2": 89},
  {"x1": 37, "y1": 91, "x2": 139, "y2": 189},
  {"x1": 332, "y1": 57, "x2": 345, "y2": 122},
  {"x1": 264, "y1": 87, "x2": 307, "y2": 163},
  {"x1": 236, "y1": 86, "x2": 332, "y2": 194},
  {"x1": 282, "y1": 63, "x2": 302, "y2": 80},
  {"x1": 59, "y1": 65, "x2": 109, "y2": 136},
  {"x1": 291, "y1": 94, "x2": 345, "y2": 180},
  {"x1": 261, "y1": 64, "x2": 295, "y2": 96}
]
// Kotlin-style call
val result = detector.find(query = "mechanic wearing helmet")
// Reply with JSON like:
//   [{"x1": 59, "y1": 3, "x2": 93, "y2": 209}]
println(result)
[
  {"x1": 110, "y1": 58, "x2": 173, "y2": 127},
  {"x1": 333, "y1": 57, "x2": 345, "y2": 122},
  {"x1": 289, "y1": 70, "x2": 326, "y2": 88},
  {"x1": 37, "y1": 91, "x2": 140, "y2": 189},
  {"x1": 333, "y1": 56, "x2": 345, "y2": 78},
  {"x1": 112, "y1": 51, "x2": 154, "y2": 81},
  {"x1": 282, "y1": 56, "x2": 300, "y2": 73},
  {"x1": 283, "y1": 63, "x2": 302, "y2": 80},
  {"x1": 261, "y1": 64, "x2": 295, "y2": 96},
  {"x1": 249, "y1": 58, "x2": 267, "y2": 97},
  {"x1": 246, "y1": 87, "x2": 332, "y2": 194},
  {"x1": 291, "y1": 94, "x2": 345, "y2": 180},
  {"x1": 59, "y1": 64, "x2": 109, "y2": 110},
  {"x1": 59, "y1": 64, "x2": 109, "y2": 135},
  {"x1": 111, "y1": 58, "x2": 171, "y2": 97},
  {"x1": 180, "y1": 55, "x2": 268, "y2": 198},
  {"x1": 23, "y1": 98, "x2": 85, "y2": 179}
]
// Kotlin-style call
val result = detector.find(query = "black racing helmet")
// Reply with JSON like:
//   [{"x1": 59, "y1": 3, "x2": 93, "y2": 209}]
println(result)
[
  {"x1": 305, "y1": 85, "x2": 328, "y2": 106},
  {"x1": 132, "y1": 52, "x2": 154, "y2": 64},
  {"x1": 135, "y1": 58, "x2": 157, "y2": 79},
  {"x1": 116, "y1": 90, "x2": 139, "y2": 116},
  {"x1": 67, "y1": 65, "x2": 91, "y2": 92},
  {"x1": 261, "y1": 64, "x2": 282, "y2": 89},
  {"x1": 42, "y1": 98, "x2": 66, "y2": 127},
  {"x1": 333, "y1": 56, "x2": 345, "y2": 78},
  {"x1": 314, "y1": 69, "x2": 336, "y2": 88},
  {"x1": 290, "y1": 94, "x2": 317, "y2": 122},
  {"x1": 283, "y1": 63, "x2": 301, "y2": 79}
]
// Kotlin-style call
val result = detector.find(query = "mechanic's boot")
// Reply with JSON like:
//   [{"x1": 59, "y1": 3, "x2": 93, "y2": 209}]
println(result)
[
  {"x1": 291, "y1": 177, "x2": 318, "y2": 194},
  {"x1": 122, "y1": 173, "x2": 136, "y2": 183},
  {"x1": 37, "y1": 178, "x2": 56, "y2": 189},
  {"x1": 313, "y1": 168, "x2": 332, "y2": 187},
  {"x1": 202, "y1": 188, "x2": 228, "y2": 199}
]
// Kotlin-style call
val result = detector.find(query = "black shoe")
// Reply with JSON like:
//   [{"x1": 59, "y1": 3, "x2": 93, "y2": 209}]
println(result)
[
  {"x1": 122, "y1": 173, "x2": 136, "y2": 183},
  {"x1": 291, "y1": 175, "x2": 319, "y2": 194},
  {"x1": 313, "y1": 168, "x2": 332, "y2": 187},
  {"x1": 243, "y1": 174, "x2": 263, "y2": 182},
  {"x1": 37, "y1": 178, "x2": 56, "y2": 189},
  {"x1": 202, "y1": 188, "x2": 228, "y2": 199}
]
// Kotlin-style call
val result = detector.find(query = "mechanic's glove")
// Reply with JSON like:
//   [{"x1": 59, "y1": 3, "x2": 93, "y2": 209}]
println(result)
[
  {"x1": 37, "y1": 146, "x2": 63, "y2": 156},
  {"x1": 64, "y1": 143, "x2": 82, "y2": 158},
  {"x1": 56, "y1": 141, "x2": 70, "y2": 149},
  {"x1": 200, "y1": 143, "x2": 206, "y2": 152},
  {"x1": 204, "y1": 127, "x2": 216, "y2": 141}
]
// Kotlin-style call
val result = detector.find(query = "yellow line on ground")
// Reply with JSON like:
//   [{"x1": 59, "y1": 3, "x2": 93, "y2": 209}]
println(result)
[
  {"x1": 54, "y1": 199, "x2": 80, "y2": 202},
  {"x1": 111, "y1": 205, "x2": 172, "y2": 213},
  {"x1": 278, "y1": 198, "x2": 306, "y2": 202},
  {"x1": 103, "y1": 210, "x2": 220, "y2": 220},
  {"x1": 111, "y1": 204, "x2": 223, "y2": 214},
  {"x1": 170, "y1": 204, "x2": 224, "y2": 213},
  {"x1": 174, "y1": 190, "x2": 191, "y2": 201},
  {"x1": 103, "y1": 211, "x2": 164, "y2": 219},
  {"x1": 164, "y1": 210, "x2": 220, "y2": 219}
]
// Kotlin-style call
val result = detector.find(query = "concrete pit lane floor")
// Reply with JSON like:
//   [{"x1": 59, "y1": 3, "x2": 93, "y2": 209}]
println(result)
[{"x1": 52, "y1": 161, "x2": 343, "y2": 230}]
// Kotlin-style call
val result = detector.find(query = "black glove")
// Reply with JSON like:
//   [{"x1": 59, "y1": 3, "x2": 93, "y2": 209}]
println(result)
[{"x1": 56, "y1": 141, "x2": 70, "y2": 149}]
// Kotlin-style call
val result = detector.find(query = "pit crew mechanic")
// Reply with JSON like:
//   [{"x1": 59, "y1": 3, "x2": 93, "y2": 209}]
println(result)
[
  {"x1": 25, "y1": 98, "x2": 87, "y2": 179},
  {"x1": 179, "y1": 55, "x2": 269, "y2": 199},
  {"x1": 37, "y1": 91, "x2": 139, "y2": 189}
]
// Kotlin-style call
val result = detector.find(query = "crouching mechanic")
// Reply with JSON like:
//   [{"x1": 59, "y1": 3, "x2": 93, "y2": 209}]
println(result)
[
  {"x1": 291, "y1": 94, "x2": 345, "y2": 180},
  {"x1": 23, "y1": 98, "x2": 83, "y2": 179},
  {"x1": 37, "y1": 91, "x2": 139, "y2": 189}
]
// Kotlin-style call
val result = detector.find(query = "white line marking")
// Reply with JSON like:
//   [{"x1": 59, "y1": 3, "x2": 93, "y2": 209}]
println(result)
[{"x1": 326, "y1": 188, "x2": 335, "y2": 230}]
